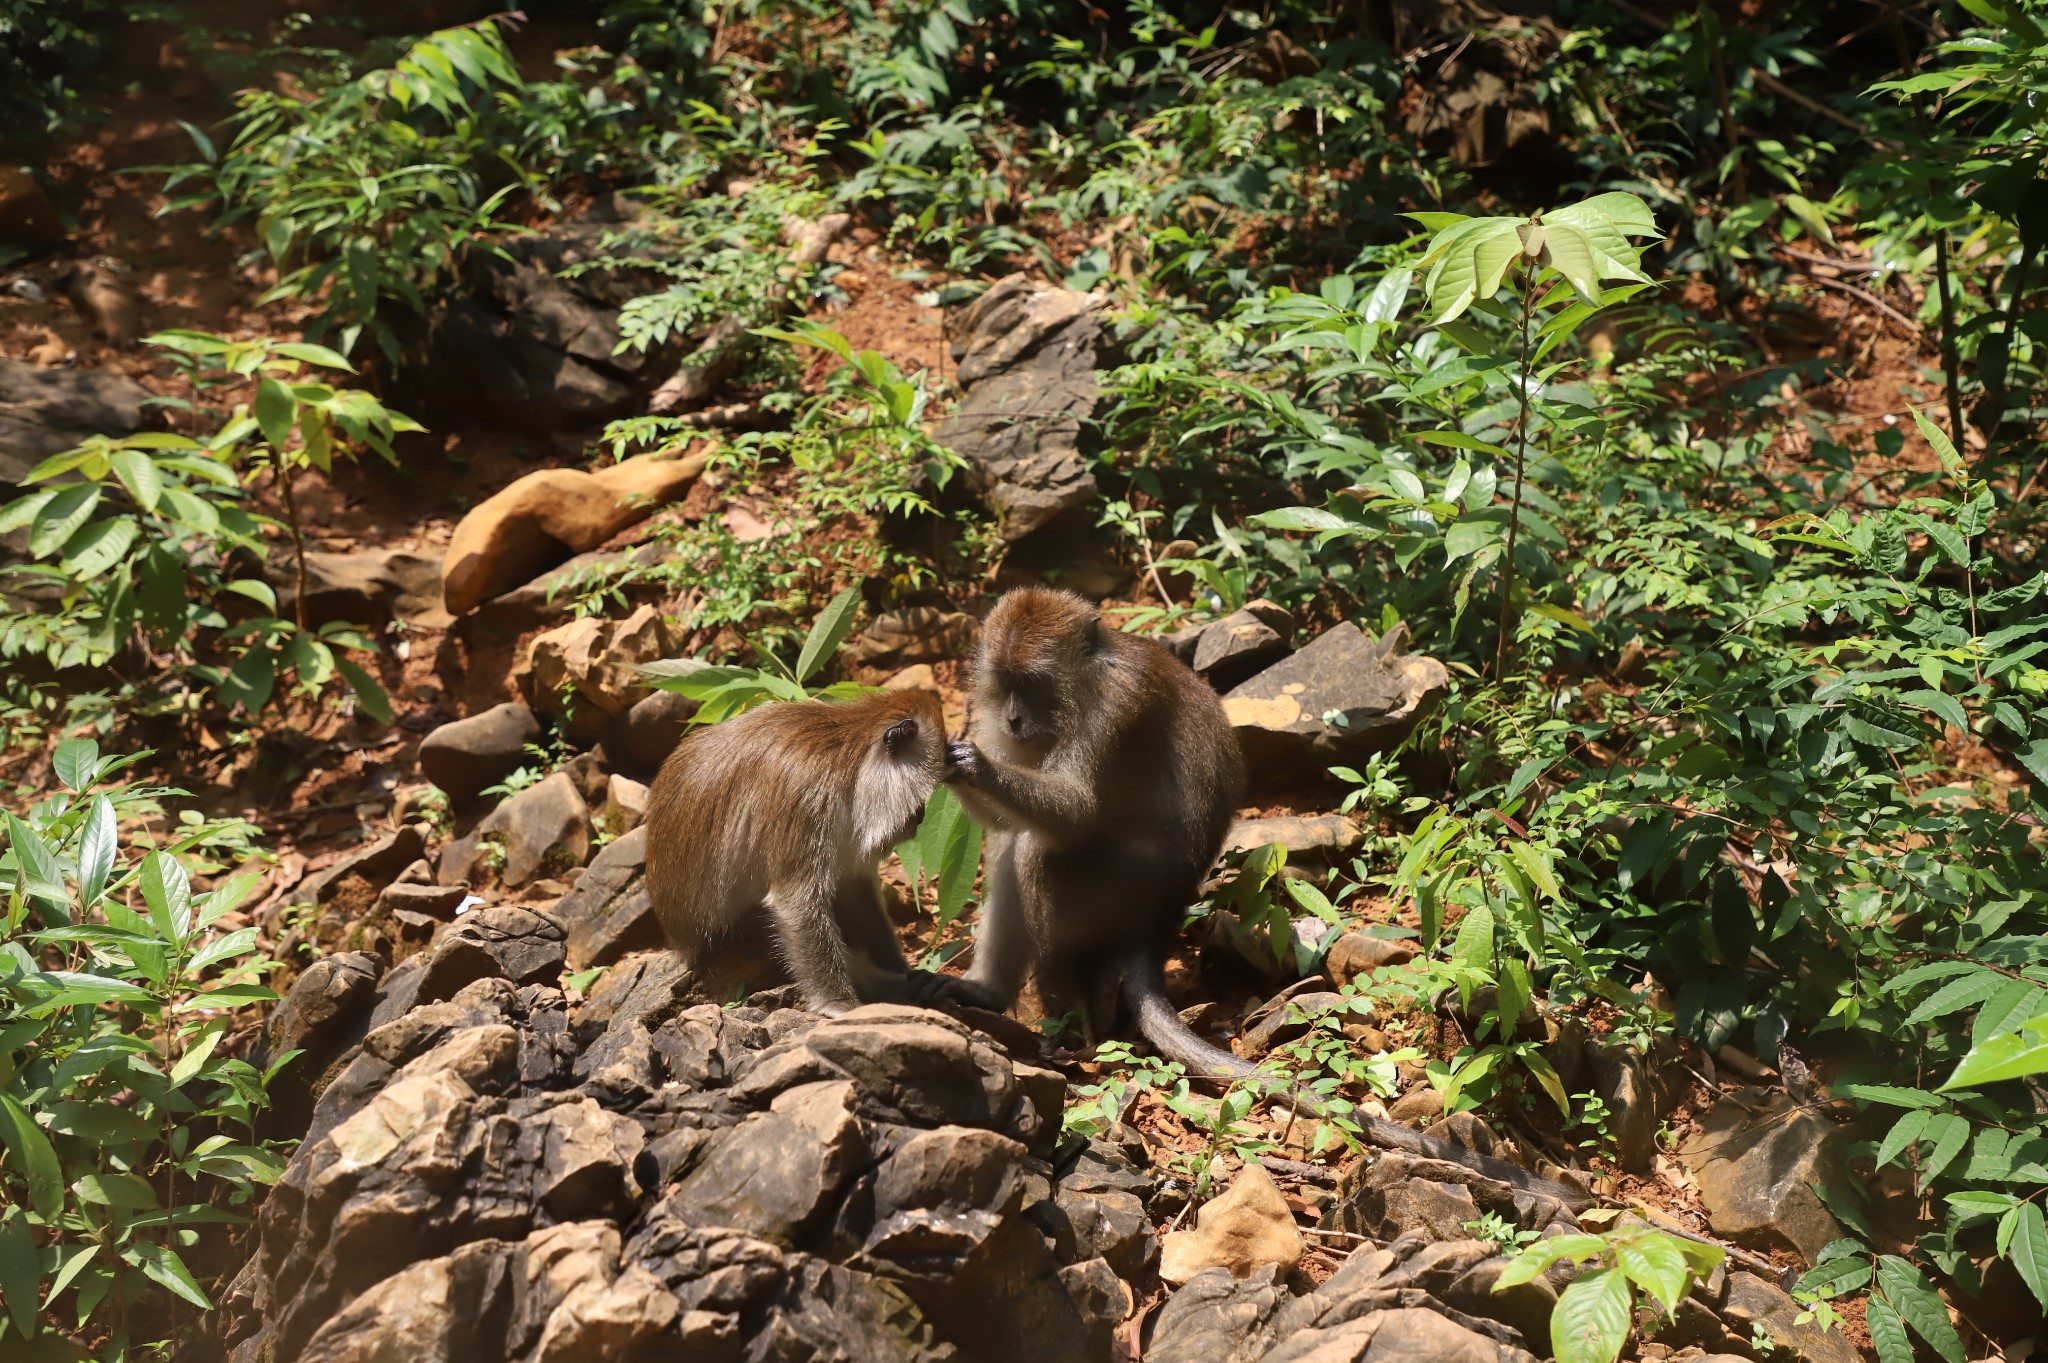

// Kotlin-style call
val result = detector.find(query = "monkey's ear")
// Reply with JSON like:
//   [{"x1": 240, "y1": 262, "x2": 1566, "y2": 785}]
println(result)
[
  {"x1": 1081, "y1": 616, "x2": 1101, "y2": 653},
  {"x1": 883, "y1": 717, "x2": 918, "y2": 755}
]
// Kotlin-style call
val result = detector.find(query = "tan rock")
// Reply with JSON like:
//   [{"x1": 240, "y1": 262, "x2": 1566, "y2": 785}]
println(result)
[
  {"x1": 1158, "y1": 1164, "x2": 1304, "y2": 1284},
  {"x1": 519, "y1": 604, "x2": 681, "y2": 739},
  {"x1": 441, "y1": 451, "x2": 707, "y2": 614},
  {"x1": 882, "y1": 663, "x2": 938, "y2": 692},
  {"x1": 604, "y1": 774, "x2": 649, "y2": 835}
]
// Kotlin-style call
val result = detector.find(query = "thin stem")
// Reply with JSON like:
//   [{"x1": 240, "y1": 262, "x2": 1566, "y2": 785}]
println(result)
[
  {"x1": 1494, "y1": 270, "x2": 1538, "y2": 680},
  {"x1": 1933, "y1": 228, "x2": 1966, "y2": 442},
  {"x1": 275, "y1": 458, "x2": 309, "y2": 632}
]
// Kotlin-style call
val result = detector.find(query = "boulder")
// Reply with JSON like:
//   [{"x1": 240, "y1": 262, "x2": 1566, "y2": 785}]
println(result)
[
  {"x1": 558, "y1": 827, "x2": 661, "y2": 969},
  {"x1": 1224, "y1": 623, "x2": 1448, "y2": 784},
  {"x1": 441, "y1": 456, "x2": 705, "y2": 616},
  {"x1": 1322, "y1": 931, "x2": 1420, "y2": 986},
  {"x1": 1327, "y1": 1151, "x2": 1575, "y2": 1245},
  {"x1": 0, "y1": 357, "x2": 155, "y2": 483},
  {"x1": 517, "y1": 605, "x2": 680, "y2": 741},
  {"x1": 1222, "y1": 814, "x2": 1363, "y2": 860},
  {"x1": 1680, "y1": 1088, "x2": 1849, "y2": 1265},
  {"x1": 605, "y1": 687, "x2": 699, "y2": 778},
  {"x1": 272, "y1": 548, "x2": 450, "y2": 629},
  {"x1": 1159, "y1": 1165, "x2": 1305, "y2": 1285},
  {"x1": 851, "y1": 606, "x2": 979, "y2": 668},
  {"x1": 376, "y1": 881, "x2": 470, "y2": 921},
  {"x1": 438, "y1": 771, "x2": 591, "y2": 889},
  {"x1": 603, "y1": 774, "x2": 649, "y2": 836},
  {"x1": 932, "y1": 274, "x2": 1111, "y2": 542},
  {"x1": 1164, "y1": 601, "x2": 1297, "y2": 691},
  {"x1": 1719, "y1": 1271, "x2": 1860, "y2": 1363},
  {"x1": 419, "y1": 702, "x2": 543, "y2": 806},
  {"x1": 411, "y1": 214, "x2": 685, "y2": 434}
]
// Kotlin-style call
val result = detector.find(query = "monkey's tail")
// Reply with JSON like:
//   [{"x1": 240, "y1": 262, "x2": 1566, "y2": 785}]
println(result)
[{"x1": 1119, "y1": 950, "x2": 1596, "y2": 1212}]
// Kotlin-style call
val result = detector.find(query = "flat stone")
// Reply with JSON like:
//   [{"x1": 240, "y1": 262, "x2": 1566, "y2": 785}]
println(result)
[
  {"x1": 1224, "y1": 622, "x2": 1448, "y2": 784},
  {"x1": 604, "y1": 686, "x2": 699, "y2": 778},
  {"x1": 439, "y1": 771, "x2": 591, "y2": 890},
  {"x1": 1322, "y1": 931, "x2": 1420, "y2": 986},
  {"x1": 1191, "y1": 603, "x2": 1296, "y2": 690},
  {"x1": 558, "y1": 827, "x2": 660, "y2": 969},
  {"x1": 1681, "y1": 1088, "x2": 1849, "y2": 1265},
  {"x1": 0, "y1": 357, "x2": 156, "y2": 482},
  {"x1": 271, "y1": 548, "x2": 450, "y2": 629},
  {"x1": 1223, "y1": 814, "x2": 1363, "y2": 860},
  {"x1": 1159, "y1": 1165, "x2": 1304, "y2": 1284}
]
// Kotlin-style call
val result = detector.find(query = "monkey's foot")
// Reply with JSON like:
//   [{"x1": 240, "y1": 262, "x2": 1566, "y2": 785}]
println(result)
[{"x1": 902, "y1": 969, "x2": 1004, "y2": 1013}]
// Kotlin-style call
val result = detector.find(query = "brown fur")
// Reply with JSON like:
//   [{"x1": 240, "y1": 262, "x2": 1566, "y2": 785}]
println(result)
[{"x1": 645, "y1": 689, "x2": 952, "y2": 1014}]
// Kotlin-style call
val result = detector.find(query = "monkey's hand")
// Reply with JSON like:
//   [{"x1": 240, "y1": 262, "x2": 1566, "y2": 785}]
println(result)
[{"x1": 943, "y1": 741, "x2": 983, "y2": 784}]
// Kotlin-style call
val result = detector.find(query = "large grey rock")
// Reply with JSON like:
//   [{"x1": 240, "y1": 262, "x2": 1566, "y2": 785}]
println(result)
[
  {"x1": 605, "y1": 687, "x2": 699, "y2": 778},
  {"x1": 439, "y1": 771, "x2": 591, "y2": 889},
  {"x1": 270, "y1": 548, "x2": 450, "y2": 629},
  {"x1": 411, "y1": 213, "x2": 682, "y2": 432},
  {"x1": 1166, "y1": 601, "x2": 1298, "y2": 691},
  {"x1": 420, "y1": 702, "x2": 543, "y2": 806},
  {"x1": 932, "y1": 274, "x2": 1110, "y2": 542},
  {"x1": 414, "y1": 906, "x2": 568, "y2": 1002},
  {"x1": 1328, "y1": 1151, "x2": 1576, "y2": 1245},
  {"x1": 560, "y1": 826, "x2": 660, "y2": 969},
  {"x1": 0, "y1": 358, "x2": 155, "y2": 482},
  {"x1": 1680, "y1": 1088, "x2": 1850, "y2": 1265},
  {"x1": 1224, "y1": 622, "x2": 1448, "y2": 784},
  {"x1": 1719, "y1": 1271, "x2": 1860, "y2": 1363}
]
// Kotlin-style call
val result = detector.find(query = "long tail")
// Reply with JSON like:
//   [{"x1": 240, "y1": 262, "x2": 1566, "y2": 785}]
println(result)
[{"x1": 1119, "y1": 950, "x2": 1595, "y2": 1211}]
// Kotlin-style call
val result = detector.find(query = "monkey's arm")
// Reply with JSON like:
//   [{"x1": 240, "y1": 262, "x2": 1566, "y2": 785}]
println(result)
[{"x1": 949, "y1": 743, "x2": 1099, "y2": 840}]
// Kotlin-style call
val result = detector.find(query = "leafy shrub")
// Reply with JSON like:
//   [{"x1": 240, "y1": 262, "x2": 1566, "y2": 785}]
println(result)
[
  {"x1": 0, "y1": 740, "x2": 286, "y2": 1358},
  {"x1": 1494, "y1": 1218, "x2": 1726, "y2": 1363}
]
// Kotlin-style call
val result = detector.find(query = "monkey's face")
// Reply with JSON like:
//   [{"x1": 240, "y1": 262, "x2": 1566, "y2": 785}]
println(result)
[{"x1": 975, "y1": 587, "x2": 1101, "y2": 756}]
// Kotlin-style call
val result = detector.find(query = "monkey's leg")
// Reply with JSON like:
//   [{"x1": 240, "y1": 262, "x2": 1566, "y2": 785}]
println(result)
[
  {"x1": 833, "y1": 874, "x2": 915, "y2": 999},
  {"x1": 959, "y1": 835, "x2": 1033, "y2": 1007},
  {"x1": 763, "y1": 879, "x2": 864, "y2": 1015}
]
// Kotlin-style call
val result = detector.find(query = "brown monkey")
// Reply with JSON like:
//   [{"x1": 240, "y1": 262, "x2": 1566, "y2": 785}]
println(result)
[
  {"x1": 645, "y1": 688, "x2": 973, "y2": 1015},
  {"x1": 950, "y1": 588, "x2": 1595, "y2": 1210}
]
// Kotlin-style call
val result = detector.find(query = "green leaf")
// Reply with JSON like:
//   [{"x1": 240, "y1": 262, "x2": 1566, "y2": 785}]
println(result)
[
  {"x1": 334, "y1": 656, "x2": 394, "y2": 726},
  {"x1": 1874, "y1": 1109, "x2": 1931, "y2": 1170},
  {"x1": 1833, "y1": 1082, "x2": 1946, "y2": 1108},
  {"x1": 794, "y1": 586, "x2": 862, "y2": 685},
  {"x1": 1918, "y1": 1112, "x2": 1969, "y2": 1189},
  {"x1": 128, "y1": 1242, "x2": 212, "y2": 1310},
  {"x1": 1875, "y1": 1255, "x2": 1965, "y2": 1363},
  {"x1": 1538, "y1": 221, "x2": 1606, "y2": 304},
  {"x1": 169, "y1": 1023, "x2": 224, "y2": 1087},
  {"x1": 140, "y1": 851, "x2": 193, "y2": 944},
  {"x1": 50, "y1": 738, "x2": 99, "y2": 793},
  {"x1": 1444, "y1": 518, "x2": 1501, "y2": 563},
  {"x1": 1941, "y1": 1016, "x2": 2048, "y2": 1089},
  {"x1": 1795, "y1": 1254, "x2": 1872, "y2": 1298},
  {"x1": 1912, "y1": 409, "x2": 1966, "y2": 478},
  {"x1": 1452, "y1": 903, "x2": 1496, "y2": 972},
  {"x1": 0, "y1": 1212, "x2": 37, "y2": 1336},
  {"x1": 1905, "y1": 968, "x2": 2005, "y2": 1025},
  {"x1": 0, "y1": 1093, "x2": 63, "y2": 1219},
  {"x1": 110, "y1": 447, "x2": 164, "y2": 512},
  {"x1": 77, "y1": 795, "x2": 117, "y2": 908},
  {"x1": 269, "y1": 341, "x2": 356, "y2": 372},
  {"x1": 1507, "y1": 841, "x2": 1561, "y2": 900},
  {"x1": 2008, "y1": 1200, "x2": 2048, "y2": 1310},
  {"x1": 1866, "y1": 1297, "x2": 1912, "y2": 1363},
  {"x1": 1551, "y1": 1267, "x2": 1631, "y2": 1363},
  {"x1": 1901, "y1": 689, "x2": 1968, "y2": 734},
  {"x1": 73, "y1": 1171, "x2": 159, "y2": 1208},
  {"x1": 1616, "y1": 1233, "x2": 1692, "y2": 1315},
  {"x1": 1250, "y1": 506, "x2": 1362, "y2": 534},
  {"x1": 28, "y1": 483, "x2": 100, "y2": 558},
  {"x1": 254, "y1": 376, "x2": 297, "y2": 450}
]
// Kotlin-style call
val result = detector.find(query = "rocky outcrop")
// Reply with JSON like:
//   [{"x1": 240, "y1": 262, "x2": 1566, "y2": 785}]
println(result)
[
  {"x1": 1680, "y1": 1088, "x2": 1849, "y2": 1265},
  {"x1": 515, "y1": 604, "x2": 681, "y2": 743},
  {"x1": 222, "y1": 912, "x2": 1132, "y2": 1363},
  {"x1": 933, "y1": 275, "x2": 1112, "y2": 543}
]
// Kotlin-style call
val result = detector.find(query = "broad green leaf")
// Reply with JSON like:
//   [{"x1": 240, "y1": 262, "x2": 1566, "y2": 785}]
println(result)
[
  {"x1": 1452, "y1": 903, "x2": 1496, "y2": 972},
  {"x1": 1551, "y1": 1267, "x2": 1631, "y2": 1363},
  {"x1": 1507, "y1": 842, "x2": 1561, "y2": 900},
  {"x1": 128, "y1": 1242, "x2": 212, "y2": 1310},
  {"x1": 1918, "y1": 1112, "x2": 1969, "y2": 1189},
  {"x1": 110, "y1": 447, "x2": 164, "y2": 511},
  {"x1": 254, "y1": 375, "x2": 297, "y2": 450},
  {"x1": 1875, "y1": 1254, "x2": 1965, "y2": 1363},
  {"x1": 0, "y1": 1093, "x2": 63, "y2": 1218},
  {"x1": 140, "y1": 851, "x2": 193, "y2": 943},
  {"x1": 1796, "y1": 1254, "x2": 1873, "y2": 1298},
  {"x1": 334, "y1": 656, "x2": 394, "y2": 726},
  {"x1": 1941, "y1": 1015, "x2": 2048, "y2": 1088},
  {"x1": 1901, "y1": 688, "x2": 1969, "y2": 734},
  {"x1": 1912, "y1": 409, "x2": 1966, "y2": 478},
  {"x1": 50, "y1": 738, "x2": 99, "y2": 792},
  {"x1": 169, "y1": 1023, "x2": 224, "y2": 1086},
  {"x1": 795, "y1": 586, "x2": 862, "y2": 684},
  {"x1": 1866, "y1": 1297, "x2": 1912, "y2": 1363},
  {"x1": 28, "y1": 483, "x2": 101, "y2": 557},
  {"x1": 77, "y1": 795, "x2": 117, "y2": 908},
  {"x1": 1905, "y1": 968, "x2": 2004, "y2": 1025},
  {"x1": 1831, "y1": 1082, "x2": 1947, "y2": 1109},
  {"x1": 1616, "y1": 1233, "x2": 1692, "y2": 1315},
  {"x1": 1363, "y1": 268, "x2": 1412, "y2": 323},
  {"x1": 1874, "y1": 1109, "x2": 1931, "y2": 1170},
  {"x1": 1251, "y1": 506, "x2": 1362, "y2": 534},
  {"x1": 1539, "y1": 220, "x2": 1606, "y2": 303},
  {"x1": 0, "y1": 1212, "x2": 37, "y2": 1336},
  {"x1": 2008, "y1": 1200, "x2": 2048, "y2": 1310},
  {"x1": 73, "y1": 1171, "x2": 159, "y2": 1208}
]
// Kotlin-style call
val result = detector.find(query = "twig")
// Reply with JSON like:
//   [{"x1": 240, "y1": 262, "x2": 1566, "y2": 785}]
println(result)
[
  {"x1": 1775, "y1": 254, "x2": 1921, "y2": 333},
  {"x1": 647, "y1": 212, "x2": 852, "y2": 414},
  {"x1": 1259, "y1": 1155, "x2": 1338, "y2": 1185}
]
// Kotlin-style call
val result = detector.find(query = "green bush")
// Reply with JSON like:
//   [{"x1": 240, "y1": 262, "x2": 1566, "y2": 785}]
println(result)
[{"x1": 0, "y1": 740, "x2": 286, "y2": 1358}]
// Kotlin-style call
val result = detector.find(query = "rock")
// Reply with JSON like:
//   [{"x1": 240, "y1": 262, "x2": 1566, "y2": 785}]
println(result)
[
  {"x1": 1191, "y1": 603, "x2": 1297, "y2": 690},
  {"x1": 294, "y1": 826, "x2": 431, "y2": 914},
  {"x1": 272, "y1": 548, "x2": 450, "y2": 629},
  {"x1": 65, "y1": 259, "x2": 140, "y2": 346},
  {"x1": 0, "y1": 357, "x2": 155, "y2": 483},
  {"x1": 1719, "y1": 1272, "x2": 1860, "y2": 1363},
  {"x1": 603, "y1": 774, "x2": 649, "y2": 835},
  {"x1": 671, "y1": 1079, "x2": 867, "y2": 1240},
  {"x1": 882, "y1": 663, "x2": 938, "y2": 692},
  {"x1": 1224, "y1": 622, "x2": 1449, "y2": 784},
  {"x1": 1587, "y1": 1044, "x2": 1660, "y2": 1175},
  {"x1": 261, "y1": 951, "x2": 384, "y2": 1137},
  {"x1": 517, "y1": 605, "x2": 681, "y2": 741},
  {"x1": 933, "y1": 274, "x2": 1112, "y2": 542},
  {"x1": 851, "y1": 606, "x2": 979, "y2": 667},
  {"x1": 559, "y1": 827, "x2": 661, "y2": 969},
  {"x1": 1322, "y1": 930, "x2": 1420, "y2": 986},
  {"x1": 1387, "y1": 1086, "x2": 1446, "y2": 1130},
  {"x1": 376, "y1": 881, "x2": 470, "y2": 921},
  {"x1": 1680, "y1": 1089, "x2": 1849, "y2": 1265},
  {"x1": 605, "y1": 688, "x2": 699, "y2": 778},
  {"x1": 1223, "y1": 814, "x2": 1363, "y2": 860},
  {"x1": 441, "y1": 456, "x2": 704, "y2": 615},
  {"x1": 1159, "y1": 1165, "x2": 1304, "y2": 1284},
  {"x1": 411, "y1": 214, "x2": 686, "y2": 435},
  {"x1": 439, "y1": 772, "x2": 591, "y2": 889},
  {"x1": 1264, "y1": 1306, "x2": 1533, "y2": 1363},
  {"x1": 0, "y1": 168, "x2": 65, "y2": 252},
  {"x1": 413, "y1": 906, "x2": 569, "y2": 1004},
  {"x1": 1326, "y1": 1150, "x2": 1578, "y2": 1245},
  {"x1": 1239, "y1": 990, "x2": 1347, "y2": 1060},
  {"x1": 1147, "y1": 1266, "x2": 1289, "y2": 1363},
  {"x1": 419, "y1": 702, "x2": 543, "y2": 806}
]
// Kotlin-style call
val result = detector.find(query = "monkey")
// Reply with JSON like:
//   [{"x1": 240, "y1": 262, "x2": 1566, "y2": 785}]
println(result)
[
  {"x1": 947, "y1": 587, "x2": 1596, "y2": 1211},
  {"x1": 644, "y1": 687, "x2": 983, "y2": 1016}
]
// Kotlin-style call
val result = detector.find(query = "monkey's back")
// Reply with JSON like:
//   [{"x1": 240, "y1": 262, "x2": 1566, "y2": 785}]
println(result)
[
  {"x1": 1102, "y1": 633, "x2": 1246, "y2": 878},
  {"x1": 643, "y1": 702, "x2": 853, "y2": 956}
]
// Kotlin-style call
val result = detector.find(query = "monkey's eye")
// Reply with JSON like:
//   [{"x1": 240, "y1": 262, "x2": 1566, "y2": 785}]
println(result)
[{"x1": 883, "y1": 718, "x2": 918, "y2": 755}]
